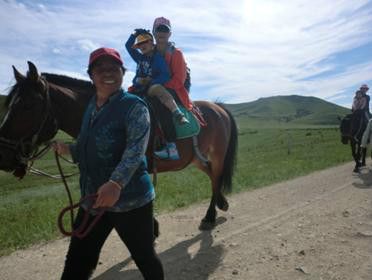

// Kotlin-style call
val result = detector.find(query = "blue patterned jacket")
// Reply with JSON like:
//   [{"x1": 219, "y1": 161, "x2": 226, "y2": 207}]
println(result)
[{"x1": 70, "y1": 89, "x2": 155, "y2": 212}]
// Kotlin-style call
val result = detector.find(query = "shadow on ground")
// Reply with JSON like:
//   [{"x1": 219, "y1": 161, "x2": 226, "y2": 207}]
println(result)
[
  {"x1": 94, "y1": 217, "x2": 227, "y2": 280},
  {"x1": 353, "y1": 167, "x2": 372, "y2": 189}
]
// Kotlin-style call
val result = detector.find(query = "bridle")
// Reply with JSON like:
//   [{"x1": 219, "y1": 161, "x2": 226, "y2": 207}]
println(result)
[
  {"x1": 0, "y1": 75, "x2": 101, "y2": 238},
  {"x1": 0, "y1": 77, "x2": 59, "y2": 169}
]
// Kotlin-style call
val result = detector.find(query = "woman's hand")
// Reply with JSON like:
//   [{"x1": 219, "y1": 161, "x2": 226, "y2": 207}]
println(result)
[
  {"x1": 93, "y1": 181, "x2": 122, "y2": 208},
  {"x1": 51, "y1": 141, "x2": 71, "y2": 156}
]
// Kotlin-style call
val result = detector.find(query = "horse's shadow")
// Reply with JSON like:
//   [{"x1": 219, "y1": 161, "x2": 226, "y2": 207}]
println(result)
[
  {"x1": 93, "y1": 217, "x2": 226, "y2": 280},
  {"x1": 353, "y1": 167, "x2": 372, "y2": 189}
]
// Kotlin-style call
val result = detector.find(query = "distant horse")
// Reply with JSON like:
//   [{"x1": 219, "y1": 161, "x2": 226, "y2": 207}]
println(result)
[
  {"x1": 0, "y1": 61, "x2": 238, "y2": 230},
  {"x1": 339, "y1": 110, "x2": 368, "y2": 172}
]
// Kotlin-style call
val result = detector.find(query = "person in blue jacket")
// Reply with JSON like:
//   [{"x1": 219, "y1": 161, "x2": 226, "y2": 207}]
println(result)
[
  {"x1": 53, "y1": 47, "x2": 164, "y2": 280},
  {"x1": 126, "y1": 29, "x2": 188, "y2": 160}
]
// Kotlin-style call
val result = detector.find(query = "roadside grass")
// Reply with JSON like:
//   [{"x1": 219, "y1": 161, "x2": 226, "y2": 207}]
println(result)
[{"x1": 0, "y1": 126, "x2": 351, "y2": 256}]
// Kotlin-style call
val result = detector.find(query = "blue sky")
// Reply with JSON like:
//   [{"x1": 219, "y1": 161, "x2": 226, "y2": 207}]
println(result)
[{"x1": 1, "y1": 0, "x2": 372, "y2": 108}]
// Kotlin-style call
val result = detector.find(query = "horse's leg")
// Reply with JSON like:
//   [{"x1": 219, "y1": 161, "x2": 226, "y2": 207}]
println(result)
[
  {"x1": 192, "y1": 101, "x2": 238, "y2": 230},
  {"x1": 197, "y1": 149, "x2": 229, "y2": 230},
  {"x1": 198, "y1": 174, "x2": 230, "y2": 231},
  {"x1": 189, "y1": 156, "x2": 216, "y2": 230},
  {"x1": 351, "y1": 141, "x2": 360, "y2": 172},
  {"x1": 361, "y1": 147, "x2": 367, "y2": 166},
  {"x1": 153, "y1": 217, "x2": 159, "y2": 239},
  {"x1": 356, "y1": 142, "x2": 362, "y2": 168},
  {"x1": 199, "y1": 193, "x2": 217, "y2": 230},
  {"x1": 215, "y1": 105, "x2": 237, "y2": 212}
]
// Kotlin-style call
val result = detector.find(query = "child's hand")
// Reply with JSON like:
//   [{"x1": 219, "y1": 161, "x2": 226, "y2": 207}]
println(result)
[
  {"x1": 137, "y1": 77, "x2": 152, "y2": 86},
  {"x1": 133, "y1": 28, "x2": 149, "y2": 36},
  {"x1": 142, "y1": 77, "x2": 152, "y2": 85}
]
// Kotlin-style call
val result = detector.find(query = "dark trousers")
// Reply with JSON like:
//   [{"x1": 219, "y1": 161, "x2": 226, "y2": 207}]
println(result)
[
  {"x1": 147, "y1": 96, "x2": 177, "y2": 142},
  {"x1": 61, "y1": 201, "x2": 164, "y2": 280}
]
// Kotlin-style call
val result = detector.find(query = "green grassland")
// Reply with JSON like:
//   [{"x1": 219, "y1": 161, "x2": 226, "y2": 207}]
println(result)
[{"x1": 0, "y1": 95, "x2": 352, "y2": 256}]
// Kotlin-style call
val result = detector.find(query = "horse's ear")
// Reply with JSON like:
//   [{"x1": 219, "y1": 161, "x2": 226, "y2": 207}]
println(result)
[
  {"x1": 27, "y1": 61, "x2": 39, "y2": 82},
  {"x1": 12, "y1": 65, "x2": 26, "y2": 83}
]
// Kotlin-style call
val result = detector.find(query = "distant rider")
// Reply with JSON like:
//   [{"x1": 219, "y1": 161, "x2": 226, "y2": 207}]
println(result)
[{"x1": 351, "y1": 84, "x2": 370, "y2": 141}]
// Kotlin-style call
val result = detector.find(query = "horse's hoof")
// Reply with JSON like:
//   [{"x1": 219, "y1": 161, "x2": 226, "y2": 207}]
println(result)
[
  {"x1": 217, "y1": 197, "x2": 229, "y2": 211},
  {"x1": 217, "y1": 202, "x2": 229, "y2": 212},
  {"x1": 353, "y1": 168, "x2": 359, "y2": 173},
  {"x1": 199, "y1": 219, "x2": 215, "y2": 231}
]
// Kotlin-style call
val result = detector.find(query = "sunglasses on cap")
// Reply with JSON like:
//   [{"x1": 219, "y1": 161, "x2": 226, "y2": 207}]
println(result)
[{"x1": 155, "y1": 25, "x2": 171, "y2": 33}]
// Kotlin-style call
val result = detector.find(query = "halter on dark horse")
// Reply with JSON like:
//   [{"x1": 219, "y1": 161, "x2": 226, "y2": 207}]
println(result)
[
  {"x1": 340, "y1": 109, "x2": 368, "y2": 172},
  {"x1": 0, "y1": 61, "x2": 238, "y2": 230},
  {"x1": 0, "y1": 64, "x2": 60, "y2": 177}
]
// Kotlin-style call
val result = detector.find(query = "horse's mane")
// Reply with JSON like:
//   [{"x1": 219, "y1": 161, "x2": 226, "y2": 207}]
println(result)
[
  {"x1": 4, "y1": 73, "x2": 95, "y2": 109},
  {"x1": 5, "y1": 84, "x2": 19, "y2": 108},
  {"x1": 41, "y1": 73, "x2": 95, "y2": 96}
]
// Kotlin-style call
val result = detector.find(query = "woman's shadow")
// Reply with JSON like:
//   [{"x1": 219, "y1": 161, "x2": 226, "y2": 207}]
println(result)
[{"x1": 93, "y1": 217, "x2": 226, "y2": 280}]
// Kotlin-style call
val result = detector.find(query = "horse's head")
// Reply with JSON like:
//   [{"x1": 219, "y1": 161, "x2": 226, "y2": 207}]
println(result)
[{"x1": 0, "y1": 62, "x2": 58, "y2": 178}]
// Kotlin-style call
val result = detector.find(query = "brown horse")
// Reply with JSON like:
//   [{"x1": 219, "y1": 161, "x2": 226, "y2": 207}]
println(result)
[{"x1": 0, "y1": 61, "x2": 238, "y2": 229}]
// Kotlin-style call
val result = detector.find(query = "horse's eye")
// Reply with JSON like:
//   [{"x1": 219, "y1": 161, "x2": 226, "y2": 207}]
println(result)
[
  {"x1": 23, "y1": 103, "x2": 33, "y2": 111},
  {"x1": 20, "y1": 95, "x2": 43, "y2": 112},
  {"x1": 18, "y1": 100, "x2": 37, "y2": 112},
  {"x1": 24, "y1": 100, "x2": 40, "y2": 111}
]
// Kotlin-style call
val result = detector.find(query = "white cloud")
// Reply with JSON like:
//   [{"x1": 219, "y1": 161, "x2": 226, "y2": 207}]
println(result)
[
  {"x1": 0, "y1": 0, "x2": 371, "y2": 107},
  {"x1": 77, "y1": 40, "x2": 100, "y2": 52},
  {"x1": 52, "y1": 48, "x2": 61, "y2": 54}
]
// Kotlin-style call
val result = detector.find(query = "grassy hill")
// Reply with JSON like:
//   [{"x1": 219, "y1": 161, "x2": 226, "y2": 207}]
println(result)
[
  {"x1": 1, "y1": 94, "x2": 349, "y2": 127},
  {"x1": 225, "y1": 95, "x2": 350, "y2": 127}
]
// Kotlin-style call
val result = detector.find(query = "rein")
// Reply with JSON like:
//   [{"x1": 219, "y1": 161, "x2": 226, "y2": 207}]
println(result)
[
  {"x1": 28, "y1": 142, "x2": 79, "y2": 179},
  {"x1": 54, "y1": 151, "x2": 105, "y2": 239}
]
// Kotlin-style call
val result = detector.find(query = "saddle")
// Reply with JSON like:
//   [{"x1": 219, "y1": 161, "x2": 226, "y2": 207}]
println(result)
[
  {"x1": 144, "y1": 97, "x2": 209, "y2": 177},
  {"x1": 145, "y1": 97, "x2": 201, "y2": 143}
]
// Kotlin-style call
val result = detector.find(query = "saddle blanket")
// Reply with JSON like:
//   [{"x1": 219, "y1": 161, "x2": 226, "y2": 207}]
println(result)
[{"x1": 174, "y1": 106, "x2": 200, "y2": 139}]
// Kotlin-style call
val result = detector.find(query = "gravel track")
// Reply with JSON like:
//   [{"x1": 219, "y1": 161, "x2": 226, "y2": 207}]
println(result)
[{"x1": 1, "y1": 162, "x2": 371, "y2": 280}]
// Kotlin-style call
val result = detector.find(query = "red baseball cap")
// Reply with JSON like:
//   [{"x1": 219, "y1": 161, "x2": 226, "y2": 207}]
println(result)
[
  {"x1": 88, "y1": 47, "x2": 123, "y2": 68},
  {"x1": 153, "y1": 17, "x2": 171, "y2": 33}
]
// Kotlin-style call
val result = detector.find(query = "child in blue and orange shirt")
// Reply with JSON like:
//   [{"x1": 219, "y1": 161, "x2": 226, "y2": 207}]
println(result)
[{"x1": 125, "y1": 29, "x2": 188, "y2": 160}]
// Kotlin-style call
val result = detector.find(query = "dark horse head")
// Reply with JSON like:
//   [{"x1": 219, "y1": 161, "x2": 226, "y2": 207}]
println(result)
[{"x1": 0, "y1": 62, "x2": 59, "y2": 178}]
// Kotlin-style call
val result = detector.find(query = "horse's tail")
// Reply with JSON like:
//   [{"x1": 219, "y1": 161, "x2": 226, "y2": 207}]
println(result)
[{"x1": 218, "y1": 104, "x2": 238, "y2": 193}]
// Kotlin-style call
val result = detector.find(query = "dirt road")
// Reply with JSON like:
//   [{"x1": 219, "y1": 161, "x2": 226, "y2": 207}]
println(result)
[{"x1": 1, "y1": 162, "x2": 371, "y2": 280}]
